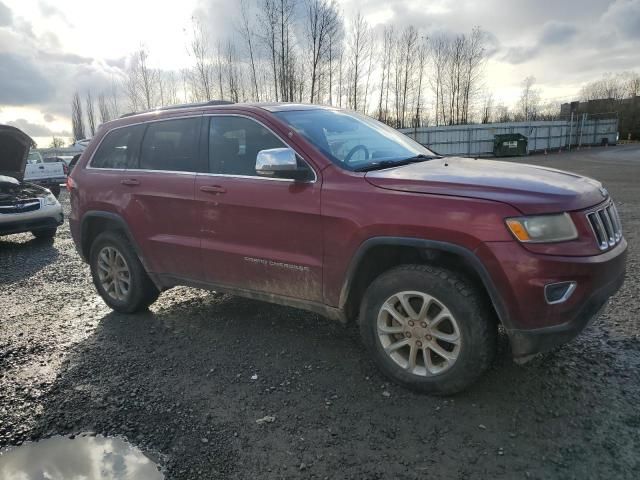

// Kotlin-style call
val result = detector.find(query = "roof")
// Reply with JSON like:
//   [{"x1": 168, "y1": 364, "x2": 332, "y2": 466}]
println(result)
[{"x1": 118, "y1": 101, "x2": 334, "y2": 120}]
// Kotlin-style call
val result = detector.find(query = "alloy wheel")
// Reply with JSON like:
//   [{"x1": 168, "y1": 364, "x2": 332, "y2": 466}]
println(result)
[
  {"x1": 377, "y1": 290, "x2": 461, "y2": 376},
  {"x1": 97, "y1": 246, "x2": 131, "y2": 302}
]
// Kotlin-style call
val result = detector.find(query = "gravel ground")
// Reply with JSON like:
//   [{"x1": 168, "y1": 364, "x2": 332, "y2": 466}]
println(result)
[{"x1": 1, "y1": 145, "x2": 639, "y2": 479}]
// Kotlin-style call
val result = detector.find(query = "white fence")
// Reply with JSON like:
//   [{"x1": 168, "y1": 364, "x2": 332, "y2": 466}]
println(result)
[{"x1": 400, "y1": 117, "x2": 619, "y2": 157}]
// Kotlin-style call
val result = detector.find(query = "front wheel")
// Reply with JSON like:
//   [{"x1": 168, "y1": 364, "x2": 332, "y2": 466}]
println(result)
[
  {"x1": 359, "y1": 264, "x2": 497, "y2": 395},
  {"x1": 89, "y1": 231, "x2": 159, "y2": 313}
]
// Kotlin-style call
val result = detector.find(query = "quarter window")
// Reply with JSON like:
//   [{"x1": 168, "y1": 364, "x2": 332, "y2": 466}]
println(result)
[
  {"x1": 91, "y1": 125, "x2": 145, "y2": 169},
  {"x1": 139, "y1": 118, "x2": 200, "y2": 172}
]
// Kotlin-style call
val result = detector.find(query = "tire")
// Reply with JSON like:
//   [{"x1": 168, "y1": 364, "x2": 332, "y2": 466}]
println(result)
[
  {"x1": 50, "y1": 185, "x2": 61, "y2": 197},
  {"x1": 359, "y1": 264, "x2": 496, "y2": 395},
  {"x1": 89, "y1": 231, "x2": 159, "y2": 313},
  {"x1": 32, "y1": 228, "x2": 57, "y2": 239}
]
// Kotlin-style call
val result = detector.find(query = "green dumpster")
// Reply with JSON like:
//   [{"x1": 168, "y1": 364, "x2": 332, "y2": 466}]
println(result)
[{"x1": 494, "y1": 133, "x2": 528, "y2": 157}]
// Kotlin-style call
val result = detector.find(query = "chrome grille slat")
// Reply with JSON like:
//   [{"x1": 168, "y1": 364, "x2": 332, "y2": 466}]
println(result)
[
  {"x1": 599, "y1": 210, "x2": 615, "y2": 246},
  {"x1": 586, "y1": 201, "x2": 623, "y2": 251},
  {"x1": 607, "y1": 205, "x2": 622, "y2": 240}
]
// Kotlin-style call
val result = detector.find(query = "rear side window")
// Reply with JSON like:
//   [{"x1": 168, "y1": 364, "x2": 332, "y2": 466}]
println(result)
[
  {"x1": 138, "y1": 118, "x2": 200, "y2": 172},
  {"x1": 90, "y1": 125, "x2": 144, "y2": 169}
]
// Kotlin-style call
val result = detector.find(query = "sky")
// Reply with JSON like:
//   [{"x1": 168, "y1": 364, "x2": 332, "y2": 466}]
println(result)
[{"x1": 0, "y1": 0, "x2": 639, "y2": 147}]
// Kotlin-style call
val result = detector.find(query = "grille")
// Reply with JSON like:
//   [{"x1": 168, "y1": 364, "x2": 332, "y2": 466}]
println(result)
[
  {"x1": 586, "y1": 202, "x2": 623, "y2": 251},
  {"x1": 0, "y1": 199, "x2": 41, "y2": 214}
]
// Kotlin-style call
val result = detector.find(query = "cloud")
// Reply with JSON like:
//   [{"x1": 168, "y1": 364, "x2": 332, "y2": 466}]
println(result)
[
  {"x1": 37, "y1": 50, "x2": 93, "y2": 65},
  {"x1": 6, "y1": 118, "x2": 71, "y2": 138},
  {"x1": 0, "y1": 1, "x2": 12, "y2": 27},
  {"x1": 539, "y1": 21, "x2": 578, "y2": 46},
  {"x1": 43, "y1": 113, "x2": 56, "y2": 122},
  {"x1": 501, "y1": 20, "x2": 577, "y2": 64},
  {"x1": 0, "y1": 53, "x2": 55, "y2": 105},
  {"x1": 37, "y1": 0, "x2": 72, "y2": 26},
  {"x1": 502, "y1": 45, "x2": 539, "y2": 65},
  {"x1": 603, "y1": 0, "x2": 640, "y2": 40}
]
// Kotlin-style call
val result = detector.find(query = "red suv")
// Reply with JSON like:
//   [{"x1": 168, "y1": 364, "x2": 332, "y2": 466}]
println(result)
[{"x1": 68, "y1": 102, "x2": 626, "y2": 394}]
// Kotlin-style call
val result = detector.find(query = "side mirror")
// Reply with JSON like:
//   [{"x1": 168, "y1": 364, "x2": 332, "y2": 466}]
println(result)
[{"x1": 255, "y1": 148, "x2": 297, "y2": 175}]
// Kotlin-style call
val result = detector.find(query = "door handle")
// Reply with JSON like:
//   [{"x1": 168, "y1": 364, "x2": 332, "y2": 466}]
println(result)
[
  {"x1": 121, "y1": 178, "x2": 140, "y2": 186},
  {"x1": 200, "y1": 185, "x2": 227, "y2": 194}
]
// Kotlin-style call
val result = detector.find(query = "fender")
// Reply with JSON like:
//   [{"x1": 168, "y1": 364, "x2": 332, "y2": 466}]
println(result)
[
  {"x1": 338, "y1": 236, "x2": 512, "y2": 330},
  {"x1": 79, "y1": 210, "x2": 163, "y2": 289}
]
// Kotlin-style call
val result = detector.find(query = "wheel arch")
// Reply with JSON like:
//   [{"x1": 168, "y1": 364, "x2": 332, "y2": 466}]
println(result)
[
  {"x1": 339, "y1": 237, "x2": 511, "y2": 330},
  {"x1": 79, "y1": 211, "x2": 161, "y2": 288}
]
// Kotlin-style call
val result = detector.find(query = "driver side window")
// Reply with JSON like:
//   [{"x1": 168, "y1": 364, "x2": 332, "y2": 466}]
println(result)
[{"x1": 209, "y1": 116, "x2": 312, "y2": 178}]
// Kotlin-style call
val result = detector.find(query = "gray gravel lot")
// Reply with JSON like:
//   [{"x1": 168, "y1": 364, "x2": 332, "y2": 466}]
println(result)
[{"x1": 1, "y1": 145, "x2": 639, "y2": 479}]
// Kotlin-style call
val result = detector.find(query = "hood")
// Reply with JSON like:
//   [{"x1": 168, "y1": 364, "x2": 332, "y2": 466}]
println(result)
[
  {"x1": 0, "y1": 124, "x2": 35, "y2": 182},
  {"x1": 365, "y1": 157, "x2": 607, "y2": 215}
]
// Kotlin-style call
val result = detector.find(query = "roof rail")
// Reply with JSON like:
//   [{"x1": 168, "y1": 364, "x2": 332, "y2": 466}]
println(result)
[{"x1": 119, "y1": 100, "x2": 235, "y2": 118}]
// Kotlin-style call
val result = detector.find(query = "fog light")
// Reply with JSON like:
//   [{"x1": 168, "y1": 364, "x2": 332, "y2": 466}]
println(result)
[{"x1": 544, "y1": 281, "x2": 577, "y2": 304}]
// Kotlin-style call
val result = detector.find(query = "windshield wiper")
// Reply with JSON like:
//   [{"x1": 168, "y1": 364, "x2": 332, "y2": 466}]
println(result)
[{"x1": 354, "y1": 154, "x2": 443, "y2": 172}]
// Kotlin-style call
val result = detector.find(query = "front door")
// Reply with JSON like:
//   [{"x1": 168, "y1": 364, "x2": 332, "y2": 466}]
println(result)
[{"x1": 196, "y1": 115, "x2": 323, "y2": 302}]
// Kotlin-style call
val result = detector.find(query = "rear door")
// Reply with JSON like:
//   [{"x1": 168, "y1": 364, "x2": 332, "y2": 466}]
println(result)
[
  {"x1": 122, "y1": 116, "x2": 205, "y2": 280},
  {"x1": 195, "y1": 114, "x2": 323, "y2": 302}
]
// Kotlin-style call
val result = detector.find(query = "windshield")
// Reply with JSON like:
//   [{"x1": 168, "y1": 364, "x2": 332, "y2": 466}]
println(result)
[
  {"x1": 274, "y1": 109, "x2": 436, "y2": 171},
  {"x1": 27, "y1": 151, "x2": 42, "y2": 164}
]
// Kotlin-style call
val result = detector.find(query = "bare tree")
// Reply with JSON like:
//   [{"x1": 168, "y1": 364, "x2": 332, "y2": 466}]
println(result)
[
  {"x1": 376, "y1": 27, "x2": 394, "y2": 122},
  {"x1": 480, "y1": 93, "x2": 493, "y2": 123},
  {"x1": 137, "y1": 48, "x2": 157, "y2": 110},
  {"x1": 49, "y1": 137, "x2": 65, "y2": 148},
  {"x1": 460, "y1": 27, "x2": 486, "y2": 123},
  {"x1": 187, "y1": 19, "x2": 214, "y2": 102},
  {"x1": 224, "y1": 41, "x2": 241, "y2": 102},
  {"x1": 624, "y1": 71, "x2": 640, "y2": 97},
  {"x1": 71, "y1": 92, "x2": 85, "y2": 140},
  {"x1": 124, "y1": 47, "x2": 158, "y2": 111},
  {"x1": 518, "y1": 76, "x2": 540, "y2": 121},
  {"x1": 98, "y1": 94, "x2": 111, "y2": 124},
  {"x1": 258, "y1": 0, "x2": 280, "y2": 101},
  {"x1": 347, "y1": 12, "x2": 371, "y2": 112},
  {"x1": 392, "y1": 26, "x2": 419, "y2": 128},
  {"x1": 305, "y1": 0, "x2": 340, "y2": 103},
  {"x1": 495, "y1": 103, "x2": 512, "y2": 123},
  {"x1": 413, "y1": 38, "x2": 428, "y2": 128},
  {"x1": 109, "y1": 78, "x2": 120, "y2": 118},
  {"x1": 429, "y1": 35, "x2": 449, "y2": 125},
  {"x1": 85, "y1": 90, "x2": 96, "y2": 137},
  {"x1": 238, "y1": 0, "x2": 260, "y2": 101}
]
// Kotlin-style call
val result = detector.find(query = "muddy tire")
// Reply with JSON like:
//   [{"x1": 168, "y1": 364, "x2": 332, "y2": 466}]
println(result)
[
  {"x1": 89, "y1": 231, "x2": 159, "y2": 313},
  {"x1": 31, "y1": 228, "x2": 57, "y2": 239},
  {"x1": 359, "y1": 264, "x2": 497, "y2": 395}
]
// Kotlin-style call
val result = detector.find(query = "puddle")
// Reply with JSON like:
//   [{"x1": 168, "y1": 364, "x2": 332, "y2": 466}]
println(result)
[{"x1": 0, "y1": 434, "x2": 164, "y2": 479}]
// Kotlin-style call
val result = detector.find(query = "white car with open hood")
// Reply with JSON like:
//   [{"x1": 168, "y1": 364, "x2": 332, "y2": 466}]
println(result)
[{"x1": 0, "y1": 125, "x2": 64, "y2": 239}]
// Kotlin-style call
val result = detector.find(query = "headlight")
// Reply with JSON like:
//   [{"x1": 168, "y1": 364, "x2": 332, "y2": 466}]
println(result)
[
  {"x1": 44, "y1": 193, "x2": 58, "y2": 206},
  {"x1": 505, "y1": 213, "x2": 578, "y2": 243}
]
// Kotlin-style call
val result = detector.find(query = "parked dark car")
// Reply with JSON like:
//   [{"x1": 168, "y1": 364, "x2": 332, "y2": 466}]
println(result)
[
  {"x1": 0, "y1": 125, "x2": 64, "y2": 239},
  {"x1": 68, "y1": 102, "x2": 626, "y2": 394}
]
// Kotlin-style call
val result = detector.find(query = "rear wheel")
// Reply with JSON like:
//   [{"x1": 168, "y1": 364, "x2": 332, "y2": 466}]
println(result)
[
  {"x1": 32, "y1": 228, "x2": 57, "y2": 239},
  {"x1": 359, "y1": 264, "x2": 496, "y2": 395},
  {"x1": 89, "y1": 231, "x2": 159, "y2": 313},
  {"x1": 49, "y1": 185, "x2": 61, "y2": 197}
]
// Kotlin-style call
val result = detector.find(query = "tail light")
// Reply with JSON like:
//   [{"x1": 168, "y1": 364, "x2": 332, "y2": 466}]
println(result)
[
  {"x1": 66, "y1": 176, "x2": 77, "y2": 192},
  {"x1": 63, "y1": 163, "x2": 69, "y2": 176}
]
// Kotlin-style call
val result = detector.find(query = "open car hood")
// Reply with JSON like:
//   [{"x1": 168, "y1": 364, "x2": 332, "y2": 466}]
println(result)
[{"x1": 0, "y1": 124, "x2": 35, "y2": 182}]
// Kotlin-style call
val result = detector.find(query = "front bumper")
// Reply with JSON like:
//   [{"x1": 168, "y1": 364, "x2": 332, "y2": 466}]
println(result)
[
  {"x1": 0, "y1": 202, "x2": 64, "y2": 235},
  {"x1": 477, "y1": 239, "x2": 627, "y2": 358}
]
